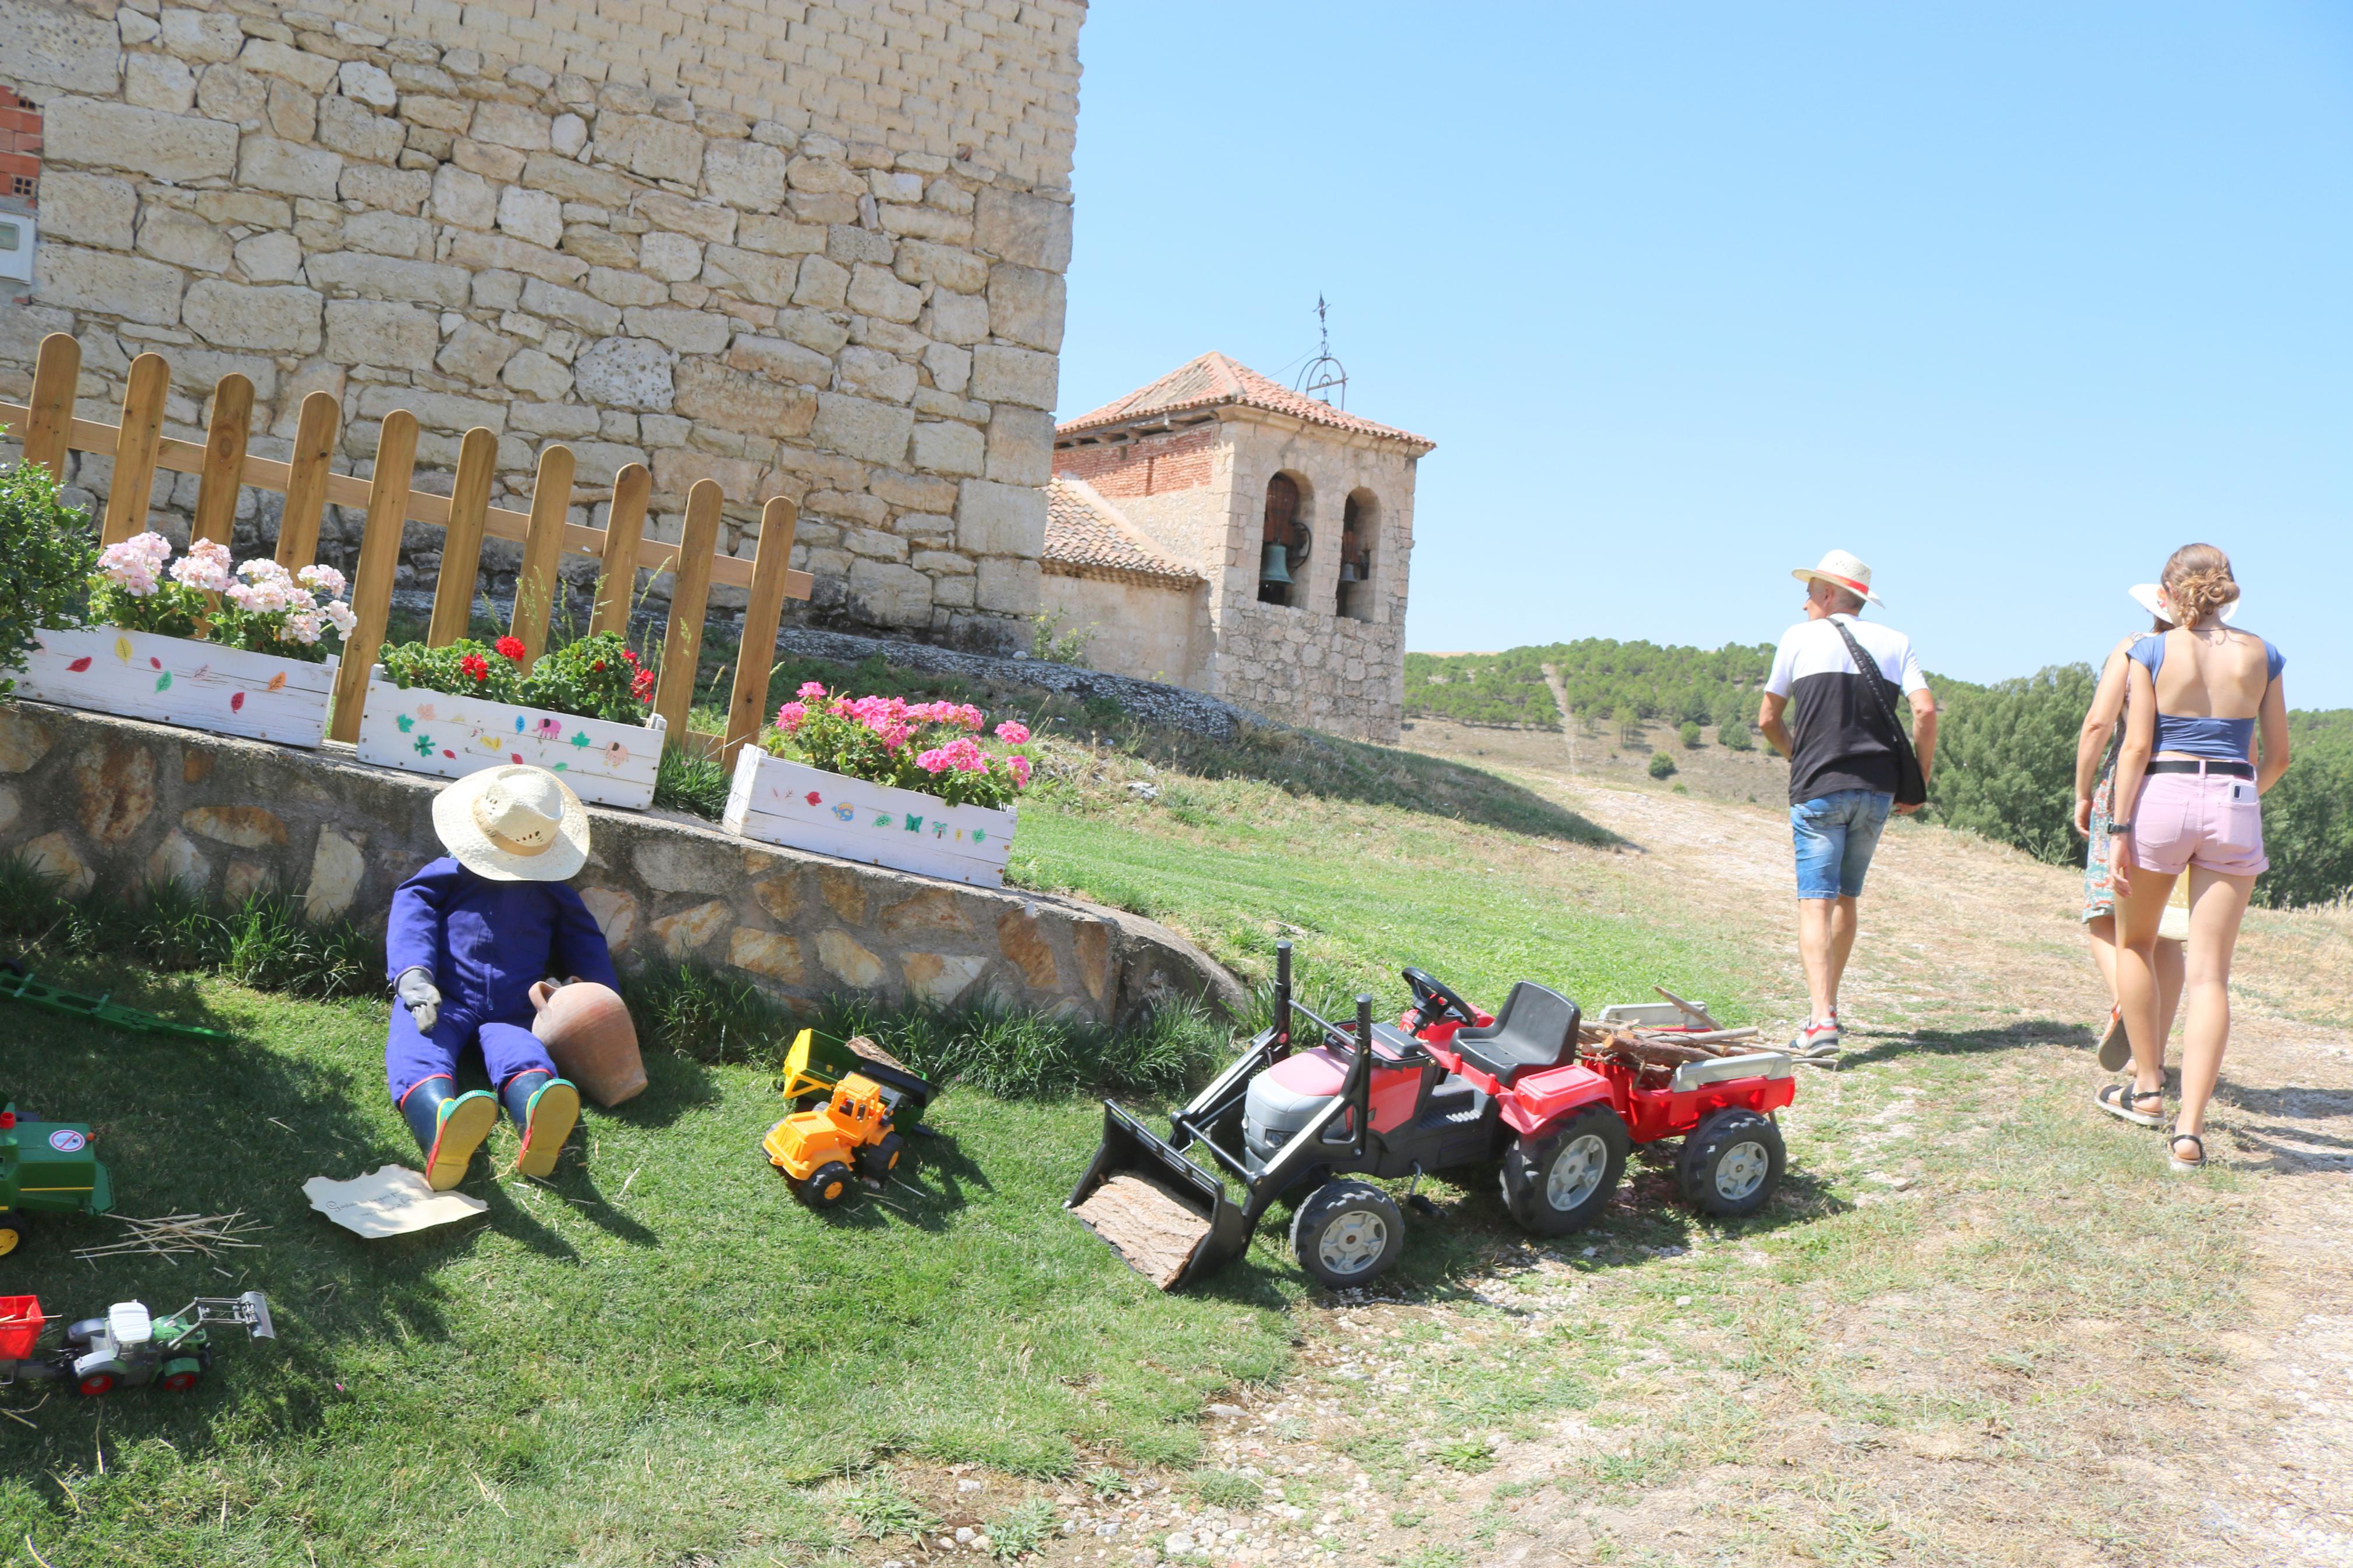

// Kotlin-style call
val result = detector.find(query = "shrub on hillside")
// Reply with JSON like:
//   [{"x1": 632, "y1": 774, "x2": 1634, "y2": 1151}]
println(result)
[
  {"x1": 1680, "y1": 720, "x2": 1703, "y2": 749},
  {"x1": 1648, "y1": 751, "x2": 1677, "y2": 780},
  {"x1": 1720, "y1": 717, "x2": 1754, "y2": 751},
  {"x1": 1930, "y1": 665, "x2": 2092, "y2": 865},
  {"x1": 0, "y1": 453, "x2": 98, "y2": 695}
]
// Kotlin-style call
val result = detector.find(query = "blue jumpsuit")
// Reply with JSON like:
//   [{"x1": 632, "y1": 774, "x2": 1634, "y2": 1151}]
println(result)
[{"x1": 385, "y1": 857, "x2": 620, "y2": 1110}]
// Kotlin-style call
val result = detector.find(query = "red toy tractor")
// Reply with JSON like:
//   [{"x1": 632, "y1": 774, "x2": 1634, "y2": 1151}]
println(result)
[{"x1": 1069, "y1": 943, "x2": 1797, "y2": 1290}]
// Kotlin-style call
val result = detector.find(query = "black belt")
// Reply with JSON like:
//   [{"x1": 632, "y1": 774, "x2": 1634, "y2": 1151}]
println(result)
[{"x1": 2148, "y1": 759, "x2": 2254, "y2": 779}]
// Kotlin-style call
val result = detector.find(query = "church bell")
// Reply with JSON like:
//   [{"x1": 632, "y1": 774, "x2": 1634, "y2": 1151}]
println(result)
[{"x1": 1258, "y1": 542, "x2": 1294, "y2": 586}]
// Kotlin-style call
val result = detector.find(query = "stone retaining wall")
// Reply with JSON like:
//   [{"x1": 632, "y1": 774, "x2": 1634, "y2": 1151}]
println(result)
[
  {"x1": 0, "y1": 701, "x2": 1243, "y2": 1026},
  {"x1": 0, "y1": 0, "x2": 1084, "y2": 652}
]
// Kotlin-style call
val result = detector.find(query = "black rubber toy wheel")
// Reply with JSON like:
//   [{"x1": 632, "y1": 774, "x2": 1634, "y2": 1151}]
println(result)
[
  {"x1": 159, "y1": 1358, "x2": 203, "y2": 1393},
  {"x1": 1679, "y1": 1109, "x2": 1785, "y2": 1218},
  {"x1": 799, "y1": 1161, "x2": 855, "y2": 1208},
  {"x1": 1289, "y1": 1179, "x2": 1406, "y2": 1289},
  {"x1": 857, "y1": 1133, "x2": 904, "y2": 1181},
  {"x1": 76, "y1": 1372, "x2": 115, "y2": 1398},
  {"x1": 1500, "y1": 1104, "x2": 1630, "y2": 1236}
]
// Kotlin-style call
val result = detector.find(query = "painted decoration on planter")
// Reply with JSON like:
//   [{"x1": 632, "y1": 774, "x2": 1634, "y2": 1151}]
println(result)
[
  {"x1": 722, "y1": 747, "x2": 1015, "y2": 887},
  {"x1": 353, "y1": 674, "x2": 666, "y2": 809},
  {"x1": 12, "y1": 627, "x2": 336, "y2": 747}
]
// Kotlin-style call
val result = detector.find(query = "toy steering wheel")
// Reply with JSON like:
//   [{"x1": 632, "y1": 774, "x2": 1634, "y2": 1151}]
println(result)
[{"x1": 1402, "y1": 968, "x2": 1478, "y2": 1030}]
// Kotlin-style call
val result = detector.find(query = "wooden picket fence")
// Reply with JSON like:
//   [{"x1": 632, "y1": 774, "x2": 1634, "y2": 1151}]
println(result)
[{"x1": 2, "y1": 332, "x2": 810, "y2": 765}]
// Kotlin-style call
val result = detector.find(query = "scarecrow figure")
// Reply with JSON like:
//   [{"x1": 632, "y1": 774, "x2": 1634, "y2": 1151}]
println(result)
[{"x1": 387, "y1": 765, "x2": 617, "y2": 1189}]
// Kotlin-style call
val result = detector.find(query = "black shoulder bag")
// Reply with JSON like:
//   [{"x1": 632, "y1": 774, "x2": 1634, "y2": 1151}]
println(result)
[{"x1": 1829, "y1": 619, "x2": 1928, "y2": 807}]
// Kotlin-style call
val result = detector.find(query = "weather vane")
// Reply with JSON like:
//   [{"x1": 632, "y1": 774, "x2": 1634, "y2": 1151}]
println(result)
[{"x1": 1296, "y1": 294, "x2": 1347, "y2": 409}]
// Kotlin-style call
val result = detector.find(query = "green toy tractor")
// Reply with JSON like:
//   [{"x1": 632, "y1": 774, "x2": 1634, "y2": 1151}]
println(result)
[{"x1": 0, "y1": 1103, "x2": 114, "y2": 1256}]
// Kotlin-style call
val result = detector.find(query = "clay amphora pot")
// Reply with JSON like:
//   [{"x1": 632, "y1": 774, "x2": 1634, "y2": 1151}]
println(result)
[{"x1": 528, "y1": 980, "x2": 647, "y2": 1106}]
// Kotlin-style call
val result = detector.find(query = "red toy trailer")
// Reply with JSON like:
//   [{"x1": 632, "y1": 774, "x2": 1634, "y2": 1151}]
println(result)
[{"x1": 1069, "y1": 944, "x2": 1796, "y2": 1290}]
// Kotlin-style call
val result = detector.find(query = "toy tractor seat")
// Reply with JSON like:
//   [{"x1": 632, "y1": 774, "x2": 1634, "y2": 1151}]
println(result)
[{"x1": 1447, "y1": 982, "x2": 1582, "y2": 1087}]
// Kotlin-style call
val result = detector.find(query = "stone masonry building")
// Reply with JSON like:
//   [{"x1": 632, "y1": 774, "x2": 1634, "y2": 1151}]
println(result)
[
  {"x1": 1047, "y1": 351, "x2": 1432, "y2": 742},
  {"x1": 0, "y1": 0, "x2": 1084, "y2": 652}
]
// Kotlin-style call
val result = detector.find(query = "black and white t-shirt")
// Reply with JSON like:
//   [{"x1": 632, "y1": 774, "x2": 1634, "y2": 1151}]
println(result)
[{"x1": 1763, "y1": 614, "x2": 1928, "y2": 806}]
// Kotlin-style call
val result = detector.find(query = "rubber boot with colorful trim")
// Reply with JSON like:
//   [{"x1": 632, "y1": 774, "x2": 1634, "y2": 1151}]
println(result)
[
  {"x1": 400, "y1": 1078, "x2": 499, "y2": 1192},
  {"x1": 503, "y1": 1070, "x2": 580, "y2": 1179}
]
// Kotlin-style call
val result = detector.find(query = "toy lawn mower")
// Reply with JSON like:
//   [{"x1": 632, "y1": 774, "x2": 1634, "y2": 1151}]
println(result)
[
  {"x1": 0, "y1": 1103, "x2": 114, "y2": 1256},
  {"x1": 0, "y1": 1291, "x2": 274, "y2": 1396},
  {"x1": 1067, "y1": 944, "x2": 1797, "y2": 1290}
]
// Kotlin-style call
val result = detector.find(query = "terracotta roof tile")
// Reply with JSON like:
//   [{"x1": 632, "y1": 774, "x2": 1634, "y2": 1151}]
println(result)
[
  {"x1": 1056, "y1": 351, "x2": 1435, "y2": 452},
  {"x1": 1042, "y1": 477, "x2": 1204, "y2": 587}
]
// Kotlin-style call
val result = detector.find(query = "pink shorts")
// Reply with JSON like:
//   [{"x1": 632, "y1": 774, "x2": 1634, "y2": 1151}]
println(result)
[{"x1": 2132, "y1": 769, "x2": 2267, "y2": 877}]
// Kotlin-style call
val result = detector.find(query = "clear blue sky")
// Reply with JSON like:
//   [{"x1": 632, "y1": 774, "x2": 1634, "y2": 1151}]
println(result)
[{"x1": 1056, "y1": 3, "x2": 2353, "y2": 707}]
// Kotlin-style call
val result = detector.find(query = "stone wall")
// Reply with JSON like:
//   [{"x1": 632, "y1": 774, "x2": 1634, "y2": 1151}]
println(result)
[
  {"x1": 0, "y1": 0, "x2": 1083, "y2": 653},
  {"x1": 1038, "y1": 568, "x2": 1207, "y2": 690},
  {"x1": 0, "y1": 700, "x2": 1243, "y2": 1025}
]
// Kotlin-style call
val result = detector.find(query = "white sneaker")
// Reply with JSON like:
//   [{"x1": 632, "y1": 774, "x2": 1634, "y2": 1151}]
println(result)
[{"x1": 1789, "y1": 1018, "x2": 1843, "y2": 1058}]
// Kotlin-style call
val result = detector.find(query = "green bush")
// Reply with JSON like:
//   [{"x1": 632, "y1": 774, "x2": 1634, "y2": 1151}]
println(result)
[
  {"x1": 1679, "y1": 720, "x2": 1703, "y2": 749},
  {"x1": 1615, "y1": 706, "x2": 1642, "y2": 747},
  {"x1": 0, "y1": 453, "x2": 98, "y2": 695},
  {"x1": 1720, "y1": 717, "x2": 1754, "y2": 751},
  {"x1": 1648, "y1": 751, "x2": 1677, "y2": 780}
]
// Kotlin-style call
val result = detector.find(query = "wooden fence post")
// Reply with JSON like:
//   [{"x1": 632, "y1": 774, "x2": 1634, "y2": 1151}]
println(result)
[
  {"x1": 274, "y1": 390, "x2": 340, "y2": 571},
  {"x1": 509, "y1": 443, "x2": 574, "y2": 663},
  {"x1": 723, "y1": 496, "x2": 800, "y2": 766},
  {"x1": 190, "y1": 373, "x2": 252, "y2": 549},
  {"x1": 100, "y1": 353, "x2": 169, "y2": 547},
  {"x1": 651, "y1": 479, "x2": 722, "y2": 751},
  {"x1": 329, "y1": 410, "x2": 418, "y2": 744},
  {"x1": 23, "y1": 332, "x2": 79, "y2": 481},
  {"x1": 429, "y1": 426, "x2": 497, "y2": 646},
  {"x1": 592, "y1": 461, "x2": 650, "y2": 637}
]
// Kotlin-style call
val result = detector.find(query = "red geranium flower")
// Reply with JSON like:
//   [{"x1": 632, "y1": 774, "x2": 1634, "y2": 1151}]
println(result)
[
  {"x1": 592, "y1": 660, "x2": 606, "y2": 671},
  {"x1": 495, "y1": 635, "x2": 526, "y2": 662},
  {"x1": 631, "y1": 667, "x2": 656, "y2": 703},
  {"x1": 621, "y1": 649, "x2": 639, "y2": 664},
  {"x1": 459, "y1": 653, "x2": 489, "y2": 682}
]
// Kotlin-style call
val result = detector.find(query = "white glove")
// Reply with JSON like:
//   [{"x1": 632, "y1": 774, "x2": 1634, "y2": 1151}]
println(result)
[{"x1": 395, "y1": 966, "x2": 441, "y2": 1033}]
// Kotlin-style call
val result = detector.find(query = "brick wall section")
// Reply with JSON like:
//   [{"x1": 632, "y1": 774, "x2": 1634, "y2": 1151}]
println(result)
[
  {"x1": 0, "y1": 87, "x2": 38, "y2": 203},
  {"x1": 0, "y1": 0, "x2": 1083, "y2": 655},
  {"x1": 1052, "y1": 423, "x2": 1215, "y2": 498}
]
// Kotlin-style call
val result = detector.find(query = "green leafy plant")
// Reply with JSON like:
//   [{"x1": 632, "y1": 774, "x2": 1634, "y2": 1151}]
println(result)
[
  {"x1": 0, "y1": 453, "x2": 98, "y2": 695},
  {"x1": 1719, "y1": 716, "x2": 1754, "y2": 751},
  {"x1": 840, "y1": 1470, "x2": 939, "y2": 1542},
  {"x1": 1186, "y1": 1469, "x2": 1265, "y2": 1509},
  {"x1": 1433, "y1": 1435, "x2": 1498, "y2": 1473},
  {"x1": 379, "y1": 631, "x2": 656, "y2": 723},
  {"x1": 1647, "y1": 751, "x2": 1677, "y2": 780},
  {"x1": 1679, "y1": 720, "x2": 1703, "y2": 749},
  {"x1": 1084, "y1": 1467, "x2": 1127, "y2": 1499},
  {"x1": 985, "y1": 1498, "x2": 1058, "y2": 1559},
  {"x1": 1030, "y1": 608, "x2": 1092, "y2": 666},
  {"x1": 760, "y1": 684, "x2": 1034, "y2": 810},
  {"x1": 652, "y1": 745, "x2": 730, "y2": 819}
]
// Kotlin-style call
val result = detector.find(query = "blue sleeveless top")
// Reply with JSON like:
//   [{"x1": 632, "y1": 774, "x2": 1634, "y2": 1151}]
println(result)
[{"x1": 2127, "y1": 631, "x2": 2284, "y2": 762}]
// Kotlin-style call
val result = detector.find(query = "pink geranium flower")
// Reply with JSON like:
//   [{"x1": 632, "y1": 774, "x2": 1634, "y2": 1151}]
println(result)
[{"x1": 993, "y1": 720, "x2": 1030, "y2": 745}]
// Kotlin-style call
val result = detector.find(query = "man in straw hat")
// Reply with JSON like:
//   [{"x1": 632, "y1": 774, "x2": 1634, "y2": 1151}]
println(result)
[
  {"x1": 386, "y1": 765, "x2": 617, "y2": 1189},
  {"x1": 1757, "y1": 550, "x2": 1937, "y2": 1062}
]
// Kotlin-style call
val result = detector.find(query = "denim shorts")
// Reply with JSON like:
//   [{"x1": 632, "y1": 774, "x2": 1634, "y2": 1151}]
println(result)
[{"x1": 1791, "y1": 790, "x2": 1894, "y2": 900}]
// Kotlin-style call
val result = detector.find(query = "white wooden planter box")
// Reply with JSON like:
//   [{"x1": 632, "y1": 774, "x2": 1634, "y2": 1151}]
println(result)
[
  {"x1": 722, "y1": 746, "x2": 1016, "y2": 887},
  {"x1": 11, "y1": 626, "x2": 335, "y2": 747},
  {"x1": 353, "y1": 673, "x2": 665, "y2": 809}
]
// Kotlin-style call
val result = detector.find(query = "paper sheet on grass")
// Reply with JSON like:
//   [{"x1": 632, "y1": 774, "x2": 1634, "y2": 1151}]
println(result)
[{"x1": 304, "y1": 1165, "x2": 488, "y2": 1238}]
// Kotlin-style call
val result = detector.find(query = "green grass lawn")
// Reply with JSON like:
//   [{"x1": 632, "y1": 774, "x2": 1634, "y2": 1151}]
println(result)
[{"x1": 0, "y1": 975, "x2": 1297, "y2": 1564}]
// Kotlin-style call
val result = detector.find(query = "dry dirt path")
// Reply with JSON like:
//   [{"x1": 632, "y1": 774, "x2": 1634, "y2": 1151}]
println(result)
[{"x1": 1024, "y1": 773, "x2": 2353, "y2": 1568}]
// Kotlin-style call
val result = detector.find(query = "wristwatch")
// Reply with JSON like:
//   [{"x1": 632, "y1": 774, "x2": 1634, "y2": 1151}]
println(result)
[{"x1": 2110, "y1": 821, "x2": 2134, "y2": 834}]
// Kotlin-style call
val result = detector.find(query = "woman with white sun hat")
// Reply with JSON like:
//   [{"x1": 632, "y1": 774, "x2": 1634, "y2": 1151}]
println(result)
[{"x1": 385, "y1": 766, "x2": 619, "y2": 1189}]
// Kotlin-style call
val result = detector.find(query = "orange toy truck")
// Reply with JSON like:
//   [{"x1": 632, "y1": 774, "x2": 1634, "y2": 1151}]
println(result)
[{"x1": 762, "y1": 1073, "x2": 904, "y2": 1208}]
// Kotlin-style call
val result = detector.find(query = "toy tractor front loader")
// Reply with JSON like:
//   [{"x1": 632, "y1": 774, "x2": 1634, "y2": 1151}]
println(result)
[
  {"x1": 764, "y1": 1072, "x2": 906, "y2": 1208},
  {"x1": 1, "y1": 1103, "x2": 114, "y2": 1256},
  {"x1": 1067, "y1": 945, "x2": 1380, "y2": 1289}
]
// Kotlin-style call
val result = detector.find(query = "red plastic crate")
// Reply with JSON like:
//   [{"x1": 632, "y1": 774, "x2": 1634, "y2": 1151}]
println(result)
[{"x1": 0, "y1": 1296, "x2": 42, "y2": 1360}]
